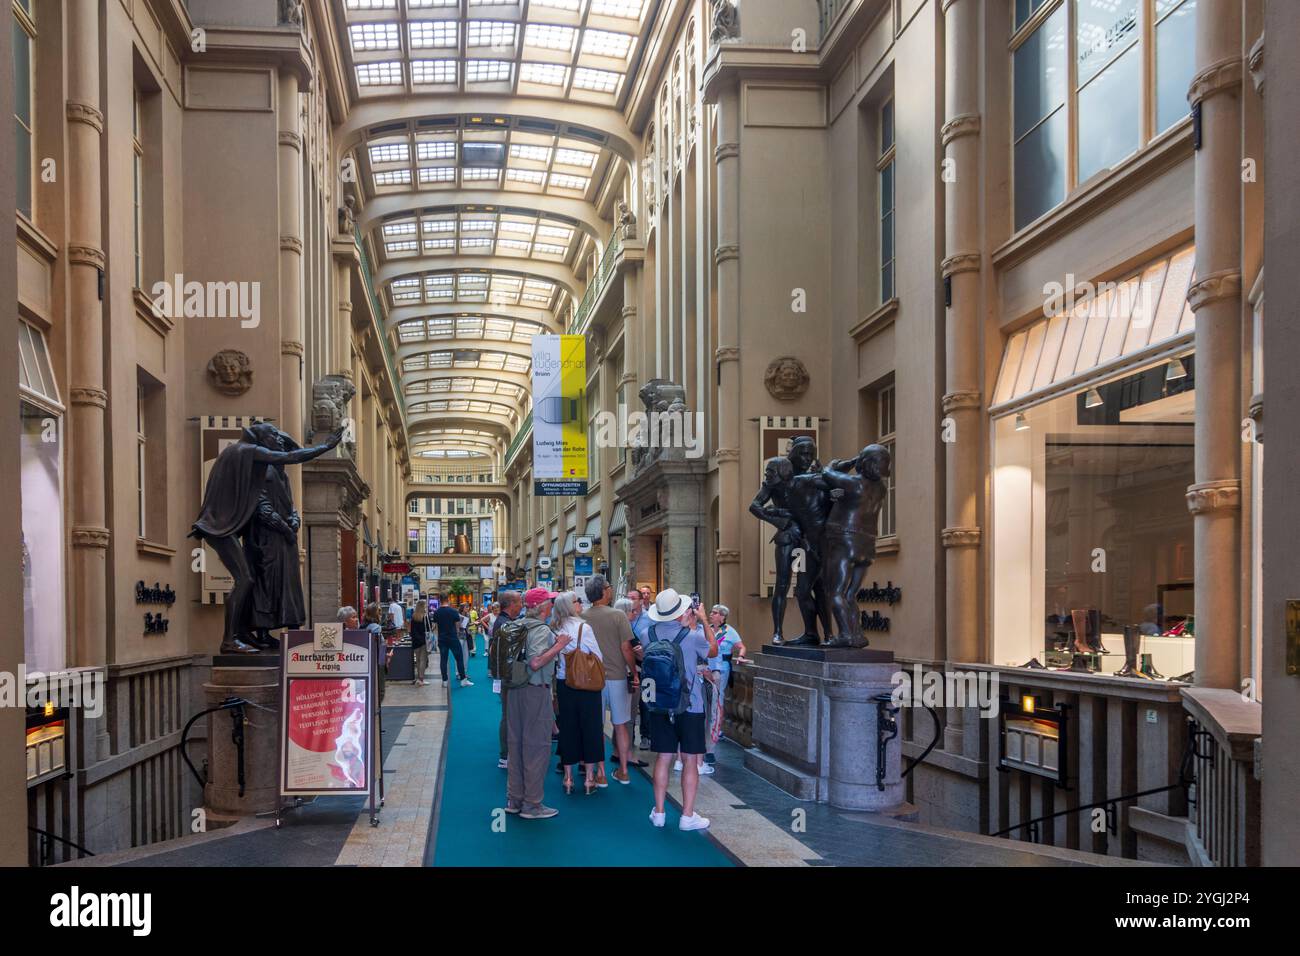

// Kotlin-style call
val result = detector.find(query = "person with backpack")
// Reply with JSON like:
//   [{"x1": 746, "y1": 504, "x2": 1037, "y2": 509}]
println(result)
[
  {"x1": 488, "y1": 591, "x2": 523, "y2": 769},
  {"x1": 497, "y1": 587, "x2": 572, "y2": 820},
  {"x1": 642, "y1": 588, "x2": 718, "y2": 831}
]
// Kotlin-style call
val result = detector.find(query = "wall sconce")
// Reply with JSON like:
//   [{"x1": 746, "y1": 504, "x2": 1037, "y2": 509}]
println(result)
[
  {"x1": 1014, "y1": 412, "x2": 1030, "y2": 432},
  {"x1": 1021, "y1": 694, "x2": 1036, "y2": 714},
  {"x1": 1165, "y1": 357, "x2": 1187, "y2": 382},
  {"x1": 1084, "y1": 387, "x2": 1104, "y2": 409}
]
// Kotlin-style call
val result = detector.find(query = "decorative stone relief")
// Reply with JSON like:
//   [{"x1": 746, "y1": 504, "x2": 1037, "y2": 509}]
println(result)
[
  {"x1": 311, "y1": 374, "x2": 356, "y2": 442},
  {"x1": 710, "y1": 0, "x2": 740, "y2": 43},
  {"x1": 338, "y1": 195, "x2": 356, "y2": 236},
  {"x1": 279, "y1": 0, "x2": 304, "y2": 28},
  {"x1": 207, "y1": 349, "x2": 253, "y2": 396},
  {"x1": 764, "y1": 357, "x2": 810, "y2": 402}
]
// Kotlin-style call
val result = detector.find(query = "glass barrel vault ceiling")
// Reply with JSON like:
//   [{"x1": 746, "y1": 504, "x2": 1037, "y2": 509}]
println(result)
[{"x1": 336, "y1": 0, "x2": 653, "y2": 459}]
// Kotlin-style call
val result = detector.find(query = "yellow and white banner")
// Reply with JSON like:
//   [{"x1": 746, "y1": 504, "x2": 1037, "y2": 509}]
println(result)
[{"x1": 531, "y1": 335, "x2": 588, "y2": 496}]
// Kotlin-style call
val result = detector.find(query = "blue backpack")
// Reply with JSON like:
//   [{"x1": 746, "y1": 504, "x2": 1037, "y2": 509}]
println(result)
[{"x1": 642, "y1": 627, "x2": 692, "y2": 716}]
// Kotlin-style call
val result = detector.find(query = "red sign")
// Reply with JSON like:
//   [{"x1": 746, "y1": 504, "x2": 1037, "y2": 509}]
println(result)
[{"x1": 382, "y1": 562, "x2": 411, "y2": 574}]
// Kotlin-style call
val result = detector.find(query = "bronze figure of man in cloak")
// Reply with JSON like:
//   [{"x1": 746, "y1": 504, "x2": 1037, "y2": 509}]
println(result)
[{"x1": 191, "y1": 423, "x2": 342, "y2": 653}]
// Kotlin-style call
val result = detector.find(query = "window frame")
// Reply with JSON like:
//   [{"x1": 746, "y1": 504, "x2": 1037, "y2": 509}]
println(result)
[
  {"x1": 877, "y1": 96, "x2": 896, "y2": 305},
  {"x1": 877, "y1": 383, "x2": 897, "y2": 538},
  {"x1": 133, "y1": 86, "x2": 144, "y2": 288},
  {"x1": 136, "y1": 383, "x2": 147, "y2": 538},
  {"x1": 13, "y1": 0, "x2": 36, "y2": 219},
  {"x1": 1009, "y1": 0, "x2": 1195, "y2": 232}
]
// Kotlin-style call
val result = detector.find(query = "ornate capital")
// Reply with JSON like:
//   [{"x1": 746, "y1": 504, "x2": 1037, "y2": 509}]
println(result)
[
  {"x1": 282, "y1": 339, "x2": 305, "y2": 358},
  {"x1": 1186, "y1": 479, "x2": 1241, "y2": 515},
  {"x1": 338, "y1": 300, "x2": 353, "y2": 313},
  {"x1": 1187, "y1": 270, "x2": 1242, "y2": 312},
  {"x1": 941, "y1": 526, "x2": 981, "y2": 549},
  {"x1": 279, "y1": 130, "x2": 302, "y2": 150},
  {"x1": 1188, "y1": 57, "x2": 1243, "y2": 107},
  {"x1": 941, "y1": 390, "x2": 982, "y2": 414},
  {"x1": 68, "y1": 244, "x2": 106, "y2": 270},
  {"x1": 715, "y1": 447, "x2": 741, "y2": 464},
  {"x1": 280, "y1": 235, "x2": 303, "y2": 255},
  {"x1": 72, "y1": 526, "x2": 111, "y2": 550},
  {"x1": 716, "y1": 549, "x2": 741, "y2": 565},
  {"x1": 70, "y1": 386, "x2": 108, "y2": 409},
  {"x1": 941, "y1": 113, "x2": 981, "y2": 147},
  {"x1": 714, "y1": 243, "x2": 740, "y2": 266},
  {"x1": 941, "y1": 253, "x2": 981, "y2": 278},
  {"x1": 714, "y1": 142, "x2": 740, "y2": 163},
  {"x1": 714, "y1": 346, "x2": 740, "y2": 365},
  {"x1": 621, "y1": 304, "x2": 637, "y2": 321},
  {"x1": 66, "y1": 100, "x2": 104, "y2": 133}
]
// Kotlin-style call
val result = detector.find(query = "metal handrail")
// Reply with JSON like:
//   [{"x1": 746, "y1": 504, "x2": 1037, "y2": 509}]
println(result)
[
  {"x1": 29, "y1": 826, "x2": 95, "y2": 865},
  {"x1": 819, "y1": 0, "x2": 852, "y2": 40},
  {"x1": 571, "y1": 227, "x2": 624, "y2": 335},
  {"x1": 505, "y1": 410, "x2": 533, "y2": 468}
]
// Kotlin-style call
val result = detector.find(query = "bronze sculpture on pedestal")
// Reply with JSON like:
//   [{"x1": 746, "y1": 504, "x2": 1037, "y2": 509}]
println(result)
[{"x1": 191, "y1": 423, "x2": 342, "y2": 654}]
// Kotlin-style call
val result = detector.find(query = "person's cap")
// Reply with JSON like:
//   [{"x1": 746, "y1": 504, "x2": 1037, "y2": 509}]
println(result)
[
  {"x1": 524, "y1": 586, "x2": 559, "y2": 609},
  {"x1": 647, "y1": 588, "x2": 689, "y2": 622}
]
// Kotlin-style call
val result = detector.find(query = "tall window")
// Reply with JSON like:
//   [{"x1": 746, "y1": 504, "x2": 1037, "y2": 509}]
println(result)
[
  {"x1": 132, "y1": 87, "x2": 144, "y2": 288},
  {"x1": 1013, "y1": 0, "x2": 1198, "y2": 230},
  {"x1": 13, "y1": 0, "x2": 35, "y2": 218},
  {"x1": 878, "y1": 98, "x2": 896, "y2": 303},
  {"x1": 877, "y1": 384, "x2": 897, "y2": 537},
  {"x1": 136, "y1": 384, "x2": 147, "y2": 537}
]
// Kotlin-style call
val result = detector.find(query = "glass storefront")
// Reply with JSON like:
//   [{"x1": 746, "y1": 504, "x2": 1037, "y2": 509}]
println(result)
[
  {"x1": 993, "y1": 356, "x2": 1195, "y2": 679},
  {"x1": 21, "y1": 401, "x2": 66, "y2": 674}
]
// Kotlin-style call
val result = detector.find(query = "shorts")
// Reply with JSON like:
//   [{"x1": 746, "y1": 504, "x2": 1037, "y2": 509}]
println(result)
[
  {"x1": 647, "y1": 710, "x2": 707, "y2": 755},
  {"x1": 602, "y1": 678, "x2": 633, "y2": 725}
]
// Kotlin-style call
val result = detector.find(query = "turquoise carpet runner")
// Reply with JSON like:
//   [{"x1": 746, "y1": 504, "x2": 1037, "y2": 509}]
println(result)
[{"x1": 429, "y1": 634, "x2": 733, "y2": 867}]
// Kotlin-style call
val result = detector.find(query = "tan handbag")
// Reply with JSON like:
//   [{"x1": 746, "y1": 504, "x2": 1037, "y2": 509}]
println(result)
[{"x1": 565, "y1": 623, "x2": 605, "y2": 692}]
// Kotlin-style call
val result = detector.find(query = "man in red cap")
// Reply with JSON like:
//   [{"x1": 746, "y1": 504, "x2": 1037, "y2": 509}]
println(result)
[{"x1": 503, "y1": 587, "x2": 571, "y2": 820}]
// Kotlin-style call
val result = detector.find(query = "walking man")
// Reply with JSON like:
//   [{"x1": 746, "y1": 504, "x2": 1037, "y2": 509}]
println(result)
[
  {"x1": 489, "y1": 590, "x2": 524, "y2": 769},
  {"x1": 505, "y1": 588, "x2": 571, "y2": 820},
  {"x1": 433, "y1": 593, "x2": 473, "y2": 687}
]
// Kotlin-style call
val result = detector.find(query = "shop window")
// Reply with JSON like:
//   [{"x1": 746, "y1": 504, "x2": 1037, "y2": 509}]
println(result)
[
  {"x1": 13, "y1": 0, "x2": 35, "y2": 219},
  {"x1": 992, "y1": 357, "x2": 1196, "y2": 678},
  {"x1": 1012, "y1": 1, "x2": 1197, "y2": 230},
  {"x1": 19, "y1": 320, "x2": 65, "y2": 673},
  {"x1": 133, "y1": 86, "x2": 144, "y2": 288},
  {"x1": 878, "y1": 98, "x2": 896, "y2": 303},
  {"x1": 877, "y1": 383, "x2": 897, "y2": 537},
  {"x1": 135, "y1": 369, "x2": 167, "y2": 543}
]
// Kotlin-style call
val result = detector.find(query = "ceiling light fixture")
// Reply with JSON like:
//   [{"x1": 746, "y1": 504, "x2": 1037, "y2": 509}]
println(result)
[
  {"x1": 1014, "y1": 412, "x2": 1029, "y2": 432},
  {"x1": 1084, "y1": 387, "x2": 1104, "y2": 409},
  {"x1": 1165, "y1": 357, "x2": 1187, "y2": 382}
]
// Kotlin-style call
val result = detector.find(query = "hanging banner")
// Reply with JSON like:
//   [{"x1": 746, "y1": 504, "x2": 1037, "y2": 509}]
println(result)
[
  {"x1": 280, "y1": 627, "x2": 374, "y2": 797},
  {"x1": 758, "y1": 416, "x2": 821, "y2": 597},
  {"x1": 531, "y1": 335, "x2": 588, "y2": 496},
  {"x1": 199, "y1": 416, "x2": 267, "y2": 604}
]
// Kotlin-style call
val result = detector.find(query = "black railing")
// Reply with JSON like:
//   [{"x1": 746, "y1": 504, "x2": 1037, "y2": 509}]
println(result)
[
  {"x1": 819, "y1": 0, "x2": 852, "y2": 40},
  {"x1": 29, "y1": 826, "x2": 95, "y2": 866}
]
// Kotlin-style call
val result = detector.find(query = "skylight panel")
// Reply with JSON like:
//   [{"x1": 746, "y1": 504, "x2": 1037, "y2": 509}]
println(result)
[
  {"x1": 374, "y1": 168, "x2": 412, "y2": 186},
  {"x1": 525, "y1": 279, "x2": 555, "y2": 292},
  {"x1": 467, "y1": 20, "x2": 518, "y2": 48},
  {"x1": 409, "y1": 21, "x2": 459, "y2": 49},
  {"x1": 498, "y1": 238, "x2": 531, "y2": 252},
  {"x1": 419, "y1": 166, "x2": 457, "y2": 183},
  {"x1": 384, "y1": 221, "x2": 417, "y2": 236},
  {"x1": 461, "y1": 238, "x2": 494, "y2": 250},
  {"x1": 537, "y1": 224, "x2": 573, "y2": 240},
  {"x1": 462, "y1": 167, "x2": 501, "y2": 181},
  {"x1": 369, "y1": 143, "x2": 410, "y2": 164},
  {"x1": 573, "y1": 67, "x2": 620, "y2": 93},
  {"x1": 520, "y1": 62, "x2": 569, "y2": 86},
  {"x1": 466, "y1": 60, "x2": 512, "y2": 83},
  {"x1": 412, "y1": 60, "x2": 457, "y2": 84},
  {"x1": 356, "y1": 61, "x2": 403, "y2": 86},
  {"x1": 424, "y1": 237, "x2": 455, "y2": 251},
  {"x1": 524, "y1": 23, "x2": 577, "y2": 51},
  {"x1": 426, "y1": 275, "x2": 454, "y2": 286},
  {"x1": 418, "y1": 141, "x2": 457, "y2": 161},
  {"x1": 504, "y1": 355, "x2": 532, "y2": 372},
  {"x1": 346, "y1": 0, "x2": 397, "y2": 10},
  {"x1": 461, "y1": 220, "x2": 497, "y2": 232},
  {"x1": 350, "y1": 23, "x2": 400, "y2": 52},
  {"x1": 410, "y1": 0, "x2": 457, "y2": 7},
  {"x1": 534, "y1": 243, "x2": 567, "y2": 256},
  {"x1": 553, "y1": 148, "x2": 596, "y2": 168},
  {"x1": 582, "y1": 29, "x2": 634, "y2": 58},
  {"x1": 531, "y1": 0, "x2": 580, "y2": 11},
  {"x1": 549, "y1": 173, "x2": 589, "y2": 191},
  {"x1": 507, "y1": 169, "x2": 546, "y2": 185},
  {"x1": 509, "y1": 144, "x2": 552, "y2": 162},
  {"x1": 386, "y1": 240, "x2": 419, "y2": 254},
  {"x1": 500, "y1": 220, "x2": 535, "y2": 235},
  {"x1": 590, "y1": 0, "x2": 644, "y2": 18},
  {"x1": 423, "y1": 219, "x2": 456, "y2": 232}
]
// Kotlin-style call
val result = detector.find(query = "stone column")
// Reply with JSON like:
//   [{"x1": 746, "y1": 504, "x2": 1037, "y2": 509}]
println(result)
[
  {"x1": 333, "y1": 241, "x2": 356, "y2": 383},
  {"x1": 66, "y1": 1, "x2": 109, "y2": 688},
  {"x1": 940, "y1": 0, "x2": 984, "y2": 670},
  {"x1": 278, "y1": 73, "x2": 305, "y2": 523},
  {"x1": 713, "y1": 83, "x2": 744, "y2": 627},
  {"x1": 1186, "y1": 0, "x2": 1243, "y2": 690}
]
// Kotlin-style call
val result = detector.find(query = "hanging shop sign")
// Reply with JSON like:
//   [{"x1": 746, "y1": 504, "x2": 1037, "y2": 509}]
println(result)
[
  {"x1": 531, "y1": 335, "x2": 588, "y2": 497},
  {"x1": 383, "y1": 562, "x2": 412, "y2": 574},
  {"x1": 575, "y1": 535, "x2": 593, "y2": 554},
  {"x1": 280, "y1": 626, "x2": 375, "y2": 798},
  {"x1": 199, "y1": 416, "x2": 267, "y2": 603}
]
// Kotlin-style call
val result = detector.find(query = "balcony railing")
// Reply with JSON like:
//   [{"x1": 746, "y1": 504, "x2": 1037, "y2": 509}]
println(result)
[
  {"x1": 406, "y1": 537, "x2": 512, "y2": 556},
  {"x1": 1182, "y1": 688, "x2": 1262, "y2": 866},
  {"x1": 505, "y1": 409, "x2": 533, "y2": 468},
  {"x1": 570, "y1": 225, "x2": 623, "y2": 335},
  {"x1": 819, "y1": 0, "x2": 851, "y2": 40},
  {"x1": 409, "y1": 462, "x2": 501, "y2": 484},
  {"x1": 355, "y1": 227, "x2": 407, "y2": 432}
]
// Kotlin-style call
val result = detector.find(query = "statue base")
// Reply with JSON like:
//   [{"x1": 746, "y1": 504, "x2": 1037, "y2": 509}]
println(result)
[
  {"x1": 204, "y1": 663, "x2": 281, "y2": 817},
  {"x1": 744, "y1": 644, "x2": 906, "y2": 811}
]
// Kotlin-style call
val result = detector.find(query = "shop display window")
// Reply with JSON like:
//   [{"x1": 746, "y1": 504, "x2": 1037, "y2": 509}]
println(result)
[{"x1": 993, "y1": 356, "x2": 1195, "y2": 680}]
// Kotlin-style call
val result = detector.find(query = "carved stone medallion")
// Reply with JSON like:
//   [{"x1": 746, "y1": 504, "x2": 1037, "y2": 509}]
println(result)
[
  {"x1": 207, "y1": 349, "x2": 253, "y2": 396},
  {"x1": 764, "y1": 356, "x2": 810, "y2": 402}
]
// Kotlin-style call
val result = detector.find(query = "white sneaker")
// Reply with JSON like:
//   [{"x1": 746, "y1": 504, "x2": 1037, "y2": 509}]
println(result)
[
  {"x1": 673, "y1": 760, "x2": 682, "y2": 772},
  {"x1": 460, "y1": 678, "x2": 475, "y2": 688},
  {"x1": 441, "y1": 680, "x2": 449, "y2": 687},
  {"x1": 678, "y1": 813, "x2": 710, "y2": 831},
  {"x1": 698, "y1": 763, "x2": 715, "y2": 775},
  {"x1": 649, "y1": 808, "x2": 666, "y2": 828}
]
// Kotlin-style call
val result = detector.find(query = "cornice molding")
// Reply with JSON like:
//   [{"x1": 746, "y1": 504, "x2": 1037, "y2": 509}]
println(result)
[
  {"x1": 1187, "y1": 270, "x2": 1242, "y2": 312},
  {"x1": 1188, "y1": 57, "x2": 1243, "y2": 107},
  {"x1": 1186, "y1": 479, "x2": 1241, "y2": 515}
]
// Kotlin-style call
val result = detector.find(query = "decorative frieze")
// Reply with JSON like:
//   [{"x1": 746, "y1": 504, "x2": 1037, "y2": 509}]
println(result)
[
  {"x1": 65, "y1": 100, "x2": 104, "y2": 133},
  {"x1": 279, "y1": 130, "x2": 302, "y2": 151},
  {"x1": 941, "y1": 113, "x2": 981, "y2": 147},
  {"x1": 1248, "y1": 33, "x2": 1264, "y2": 95},
  {"x1": 714, "y1": 142, "x2": 740, "y2": 163},
  {"x1": 941, "y1": 526, "x2": 981, "y2": 549},
  {"x1": 941, "y1": 253, "x2": 981, "y2": 278},
  {"x1": 941, "y1": 390, "x2": 982, "y2": 414},
  {"x1": 1188, "y1": 57, "x2": 1243, "y2": 107},
  {"x1": 714, "y1": 346, "x2": 740, "y2": 365},
  {"x1": 280, "y1": 235, "x2": 303, "y2": 254},
  {"x1": 68, "y1": 244, "x2": 106, "y2": 270},
  {"x1": 1186, "y1": 479, "x2": 1241, "y2": 515},
  {"x1": 282, "y1": 339, "x2": 305, "y2": 358},
  {"x1": 714, "y1": 243, "x2": 740, "y2": 266},
  {"x1": 70, "y1": 386, "x2": 108, "y2": 408},
  {"x1": 716, "y1": 549, "x2": 741, "y2": 564},
  {"x1": 715, "y1": 447, "x2": 741, "y2": 464},
  {"x1": 1187, "y1": 270, "x2": 1242, "y2": 311},
  {"x1": 72, "y1": 526, "x2": 111, "y2": 550}
]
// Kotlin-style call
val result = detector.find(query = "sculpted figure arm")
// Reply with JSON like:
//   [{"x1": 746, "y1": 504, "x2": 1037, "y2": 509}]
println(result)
[{"x1": 250, "y1": 428, "x2": 343, "y2": 466}]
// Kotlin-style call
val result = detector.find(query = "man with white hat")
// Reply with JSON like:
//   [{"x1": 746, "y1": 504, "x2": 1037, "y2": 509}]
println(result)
[{"x1": 643, "y1": 588, "x2": 718, "y2": 831}]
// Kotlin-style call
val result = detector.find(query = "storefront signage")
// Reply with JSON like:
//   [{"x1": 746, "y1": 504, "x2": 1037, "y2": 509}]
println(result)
[
  {"x1": 134, "y1": 581, "x2": 176, "y2": 605},
  {"x1": 382, "y1": 562, "x2": 411, "y2": 574},
  {"x1": 857, "y1": 581, "x2": 902, "y2": 605},
  {"x1": 280, "y1": 629, "x2": 375, "y2": 797},
  {"x1": 575, "y1": 536, "x2": 593, "y2": 554},
  {"x1": 531, "y1": 335, "x2": 588, "y2": 497}
]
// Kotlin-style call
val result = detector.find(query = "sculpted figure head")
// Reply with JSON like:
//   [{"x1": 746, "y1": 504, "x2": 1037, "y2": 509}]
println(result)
[
  {"x1": 207, "y1": 349, "x2": 253, "y2": 395},
  {"x1": 787, "y1": 437, "x2": 817, "y2": 475},
  {"x1": 854, "y1": 444, "x2": 892, "y2": 481},
  {"x1": 763, "y1": 455, "x2": 794, "y2": 488}
]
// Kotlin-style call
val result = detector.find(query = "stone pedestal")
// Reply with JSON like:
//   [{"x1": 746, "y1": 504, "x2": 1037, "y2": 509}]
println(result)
[
  {"x1": 616, "y1": 456, "x2": 708, "y2": 593},
  {"x1": 204, "y1": 664, "x2": 281, "y2": 816},
  {"x1": 744, "y1": 644, "x2": 905, "y2": 811}
]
